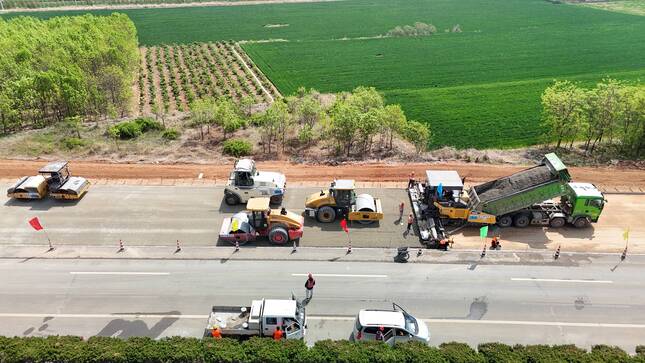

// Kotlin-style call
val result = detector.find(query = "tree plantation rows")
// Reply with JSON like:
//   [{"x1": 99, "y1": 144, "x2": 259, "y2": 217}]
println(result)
[
  {"x1": 541, "y1": 79, "x2": 645, "y2": 157},
  {"x1": 136, "y1": 42, "x2": 279, "y2": 116},
  {"x1": 0, "y1": 14, "x2": 138, "y2": 134}
]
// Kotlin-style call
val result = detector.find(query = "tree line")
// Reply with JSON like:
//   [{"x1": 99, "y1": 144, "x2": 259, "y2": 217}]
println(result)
[
  {"x1": 541, "y1": 79, "x2": 645, "y2": 157},
  {"x1": 190, "y1": 87, "x2": 432, "y2": 157},
  {"x1": 0, "y1": 14, "x2": 139, "y2": 135}
]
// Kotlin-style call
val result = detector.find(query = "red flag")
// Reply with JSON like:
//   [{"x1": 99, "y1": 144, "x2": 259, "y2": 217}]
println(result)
[
  {"x1": 28, "y1": 217, "x2": 43, "y2": 231},
  {"x1": 340, "y1": 219, "x2": 349, "y2": 234}
]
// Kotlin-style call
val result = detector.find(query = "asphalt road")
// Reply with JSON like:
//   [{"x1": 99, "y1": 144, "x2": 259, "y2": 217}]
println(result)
[
  {"x1": 0, "y1": 256, "x2": 643, "y2": 350},
  {"x1": 1, "y1": 184, "x2": 643, "y2": 251}
]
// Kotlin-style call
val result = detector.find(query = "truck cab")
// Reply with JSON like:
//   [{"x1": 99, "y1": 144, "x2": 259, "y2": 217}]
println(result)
[
  {"x1": 224, "y1": 159, "x2": 286, "y2": 206},
  {"x1": 563, "y1": 182, "x2": 605, "y2": 227}
]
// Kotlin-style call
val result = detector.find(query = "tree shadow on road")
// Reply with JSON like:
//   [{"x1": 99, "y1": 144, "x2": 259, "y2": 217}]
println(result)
[{"x1": 96, "y1": 311, "x2": 180, "y2": 338}]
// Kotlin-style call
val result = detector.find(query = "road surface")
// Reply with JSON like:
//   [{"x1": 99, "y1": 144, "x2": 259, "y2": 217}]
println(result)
[
  {"x1": 0, "y1": 256, "x2": 643, "y2": 351},
  {"x1": 1, "y1": 184, "x2": 643, "y2": 252}
]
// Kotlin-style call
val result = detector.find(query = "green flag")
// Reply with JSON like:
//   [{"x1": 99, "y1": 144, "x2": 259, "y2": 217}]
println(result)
[
  {"x1": 480, "y1": 225, "x2": 489, "y2": 239},
  {"x1": 623, "y1": 228, "x2": 630, "y2": 242}
]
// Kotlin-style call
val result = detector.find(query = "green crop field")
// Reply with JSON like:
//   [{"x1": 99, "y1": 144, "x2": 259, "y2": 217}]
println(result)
[{"x1": 4, "y1": 0, "x2": 645, "y2": 148}]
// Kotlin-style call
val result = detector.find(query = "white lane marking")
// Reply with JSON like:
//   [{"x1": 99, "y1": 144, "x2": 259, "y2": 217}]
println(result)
[
  {"x1": 0, "y1": 228, "x2": 212, "y2": 234},
  {"x1": 1, "y1": 313, "x2": 644, "y2": 329},
  {"x1": 291, "y1": 273, "x2": 388, "y2": 278},
  {"x1": 198, "y1": 173, "x2": 203, "y2": 179},
  {"x1": 511, "y1": 278, "x2": 613, "y2": 284},
  {"x1": 0, "y1": 313, "x2": 204, "y2": 319},
  {"x1": 70, "y1": 272, "x2": 170, "y2": 276},
  {"x1": 422, "y1": 319, "x2": 645, "y2": 329}
]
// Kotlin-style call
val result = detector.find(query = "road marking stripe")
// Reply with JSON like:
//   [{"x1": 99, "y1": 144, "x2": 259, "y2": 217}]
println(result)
[
  {"x1": 0, "y1": 313, "x2": 643, "y2": 329},
  {"x1": 70, "y1": 272, "x2": 170, "y2": 276},
  {"x1": 511, "y1": 278, "x2": 613, "y2": 284},
  {"x1": 291, "y1": 273, "x2": 388, "y2": 278}
]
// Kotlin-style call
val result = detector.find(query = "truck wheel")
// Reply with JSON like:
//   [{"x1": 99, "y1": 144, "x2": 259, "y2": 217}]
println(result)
[
  {"x1": 224, "y1": 193, "x2": 240, "y2": 206},
  {"x1": 573, "y1": 217, "x2": 590, "y2": 228},
  {"x1": 268, "y1": 225, "x2": 289, "y2": 245},
  {"x1": 497, "y1": 215, "x2": 513, "y2": 228},
  {"x1": 549, "y1": 217, "x2": 566, "y2": 228},
  {"x1": 316, "y1": 206, "x2": 336, "y2": 223},
  {"x1": 513, "y1": 214, "x2": 530, "y2": 228},
  {"x1": 270, "y1": 195, "x2": 283, "y2": 205}
]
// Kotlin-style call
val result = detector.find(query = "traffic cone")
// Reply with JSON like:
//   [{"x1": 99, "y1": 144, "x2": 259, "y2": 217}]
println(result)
[
  {"x1": 292, "y1": 239, "x2": 297, "y2": 253},
  {"x1": 621, "y1": 246, "x2": 627, "y2": 261},
  {"x1": 234, "y1": 240, "x2": 240, "y2": 253},
  {"x1": 347, "y1": 240, "x2": 352, "y2": 254},
  {"x1": 175, "y1": 240, "x2": 181, "y2": 253},
  {"x1": 118, "y1": 239, "x2": 125, "y2": 252},
  {"x1": 554, "y1": 245, "x2": 561, "y2": 260},
  {"x1": 417, "y1": 248, "x2": 423, "y2": 257},
  {"x1": 480, "y1": 245, "x2": 486, "y2": 258}
]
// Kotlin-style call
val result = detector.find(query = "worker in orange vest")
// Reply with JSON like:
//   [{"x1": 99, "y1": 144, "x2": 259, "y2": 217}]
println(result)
[
  {"x1": 211, "y1": 327, "x2": 222, "y2": 339},
  {"x1": 273, "y1": 326, "x2": 283, "y2": 341},
  {"x1": 490, "y1": 236, "x2": 501, "y2": 250},
  {"x1": 408, "y1": 171, "x2": 416, "y2": 188}
]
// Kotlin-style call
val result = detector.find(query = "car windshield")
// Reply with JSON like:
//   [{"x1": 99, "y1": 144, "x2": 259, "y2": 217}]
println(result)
[{"x1": 403, "y1": 313, "x2": 418, "y2": 334}]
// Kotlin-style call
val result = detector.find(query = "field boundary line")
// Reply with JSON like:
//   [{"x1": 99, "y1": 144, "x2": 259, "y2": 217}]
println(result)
[{"x1": 231, "y1": 44, "x2": 277, "y2": 102}]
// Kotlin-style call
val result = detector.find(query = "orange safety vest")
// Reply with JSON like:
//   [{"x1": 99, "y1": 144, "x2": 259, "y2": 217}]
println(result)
[
  {"x1": 211, "y1": 328, "x2": 222, "y2": 339},
  {"x1": 273, "y1": 329, "x2": 283, "y2": 341}
]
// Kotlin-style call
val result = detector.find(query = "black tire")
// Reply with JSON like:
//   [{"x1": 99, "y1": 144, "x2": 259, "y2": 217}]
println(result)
[
  {"x1": 270, "y1": 195, "x2": 283, "y2": 205},
  {"x1": 497, "y1": 215, "x2": 513, "y2": 228},
  {"x1": 357, "y1": 219, "x2": 374, "y2": 225},
  {"x1": 316, "y1": 206, "x2": 336, "y2": 223},
  {"x1": 268, "y1": 225, "x2": 289, "y2": 245},
  {"x1": 224, "y1": 193, "x2": 240, "y2": 206},
  {"x1": 573, "y1": 217, "x2": 590, "y2": 228},
  {"x1": 549, "y1": 217, "x2": 566, "y2": 228},
  {"x1": 513, "y1": 214, "x2": 531, "y2": 228}
]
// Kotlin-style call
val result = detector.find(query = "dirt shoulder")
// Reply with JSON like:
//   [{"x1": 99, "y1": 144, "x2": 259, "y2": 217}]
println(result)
[
  {"x1": 1, "y1": 159, "x2": 643, "y2": 189},
  {"x1": 0, "y1": 0, "x2": 340, "y2": 13}
]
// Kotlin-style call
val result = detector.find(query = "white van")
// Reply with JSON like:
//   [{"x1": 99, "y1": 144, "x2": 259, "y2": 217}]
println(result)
[{"x1": 351, "y1": 303, "x2": 430, "y2": 345}]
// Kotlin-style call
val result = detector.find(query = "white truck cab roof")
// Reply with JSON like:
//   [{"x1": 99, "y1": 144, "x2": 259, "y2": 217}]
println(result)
[
  {"x1": 235, "y1": 159, "x2": 256, "y2": 173},
  {"x1": 261, "y1": 299, "x2": 298, "y2": 318}
]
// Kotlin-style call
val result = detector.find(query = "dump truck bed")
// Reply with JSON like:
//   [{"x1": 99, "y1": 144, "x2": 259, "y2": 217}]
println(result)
[
  {"x1": 206, "y1": 305, "x2": 258, "y2": 336},
  {"x1": 468, "y1": 153, "x2": 571, "y2": 217}
]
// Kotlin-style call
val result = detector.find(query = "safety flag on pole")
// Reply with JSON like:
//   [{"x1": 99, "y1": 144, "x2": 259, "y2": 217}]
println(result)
[
  {"x1": 479, "y1": 225, "x2": 488, "y2": 240},
  {"x1": 340, "y1": 218, "x2": 349, "y2": 234},
  {"x1": 28, "y1": 217, "x2": 43, "y2": 231},
  {"x1": 623, "y1": 227, "x2": 630, "y2": 242}
]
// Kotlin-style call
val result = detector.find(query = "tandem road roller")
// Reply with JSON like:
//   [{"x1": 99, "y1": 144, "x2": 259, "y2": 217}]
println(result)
[{"x1": 304, "y1": 179, "x2": 383, "y2": 225}]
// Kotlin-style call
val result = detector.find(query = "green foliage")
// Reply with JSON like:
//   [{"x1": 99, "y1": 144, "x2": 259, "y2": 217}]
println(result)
[
  {"x1": 135, "y1": 117, "x2": 164, "y2": 132},
  {"x1": 62, "y1": 137, "x2": 87, "y2": 150},
  {"x1": 108, "y1": 118, "x2": 163, "y2": 140},
  {"x1": 0, "y1": 14, "x2": 139, "y2": 134},
  {"x1": 0, "y1": 337, "x2": 643, "y2": 363},
  {"x1": 387, "y1": 22, "x2": 436, "y2": 37},
  {"x1": 223, "y1": 138, "x2": 252, "y2": 157},
  {"x1": 162, "y1": 128, "x2": 180, "y2": 140}
]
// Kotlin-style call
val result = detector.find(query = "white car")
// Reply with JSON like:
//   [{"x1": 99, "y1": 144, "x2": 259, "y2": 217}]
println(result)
[
  {"x1": 224, "y1": 159, "x2": 286, "y2": 205},
  {"x1": 351, "y1": 303, "x2": 430, "y2": 345}
]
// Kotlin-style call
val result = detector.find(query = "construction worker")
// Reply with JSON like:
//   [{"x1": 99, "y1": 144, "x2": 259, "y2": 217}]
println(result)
[
  {"x1": 439, "y1": 239, "x2": 448, "y2": 251},
  {"x1": 408, "y1": 171, "x2": 416, "y2": 188},
  {"x1": 375, "y1": 326, "x2": 385, "y2": 341},
  {"x1": 406, "y1": 213, "x2": 414, "y2": 233},
  {"x1": 211, "y1": 327, "x2": 222, "y2": 339},
  {"x1": 490, "y1": 236, "x2": 501, "y2": 250},
  {"x1": 305, "y1": 273, "x2": 316, "y2": 300},
  {"x1": 273, "y1": 326, "x2": 283, "y2": 341}
]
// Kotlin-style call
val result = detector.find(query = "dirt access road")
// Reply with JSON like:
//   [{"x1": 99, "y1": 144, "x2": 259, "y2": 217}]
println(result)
[{"x1": 0, "y1": 159, "x2": 643, "y2": 190}]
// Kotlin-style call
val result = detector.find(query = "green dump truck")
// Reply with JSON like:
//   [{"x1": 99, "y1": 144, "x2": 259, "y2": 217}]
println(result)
[{"x1": 408, "y1": 153, "x2": 606, "y2": 246}]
